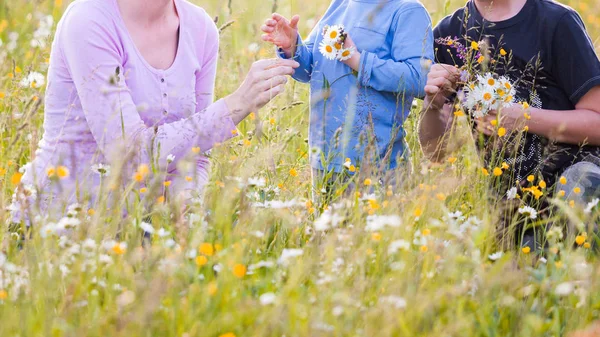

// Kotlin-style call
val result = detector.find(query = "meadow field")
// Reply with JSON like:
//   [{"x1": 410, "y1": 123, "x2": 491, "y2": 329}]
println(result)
[{"x1": 1, "y1": 0, "x2": 600, "y2": 336}]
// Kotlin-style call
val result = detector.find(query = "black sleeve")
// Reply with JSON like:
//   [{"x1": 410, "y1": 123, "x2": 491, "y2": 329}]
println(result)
[
  {"x1": 433, "y1": 21, "x2": 450, "y2": 65},
  {"x1": 551, "y1": 10, "x2": 600, "y2": 105}
]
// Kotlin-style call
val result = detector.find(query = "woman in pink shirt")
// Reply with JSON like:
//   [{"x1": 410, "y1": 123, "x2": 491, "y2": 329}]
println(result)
[{"x1": 10, "y1": 0, "x2": 298, "y2": 221}]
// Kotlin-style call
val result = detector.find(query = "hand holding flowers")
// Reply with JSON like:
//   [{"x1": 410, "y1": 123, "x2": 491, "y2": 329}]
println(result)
[{"x1": 318, "y1": 25, "x2": 358, "y2": 69}]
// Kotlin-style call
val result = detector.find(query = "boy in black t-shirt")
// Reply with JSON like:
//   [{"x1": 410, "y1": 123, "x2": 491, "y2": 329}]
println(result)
[{"x1": 419, "y1": 0, "x2": 600, "y2": 249}]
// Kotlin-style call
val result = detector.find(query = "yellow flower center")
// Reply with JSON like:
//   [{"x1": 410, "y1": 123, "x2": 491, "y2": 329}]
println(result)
[
  {"x1": 325, "y1": 45, "x2": 333, "y2": 53},
  {"x1": 487, "y1": 79, "x2": 496, "y2": 86},
  {"x1": 330, "y1": 31, "x2": 338, "y2": 39},
  {"x1": 483, "y1": 93, "x2": 492, "y2": 101}
]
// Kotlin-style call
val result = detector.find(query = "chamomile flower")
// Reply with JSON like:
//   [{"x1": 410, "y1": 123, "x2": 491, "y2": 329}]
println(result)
[
  {"x1": 338, "y1": 47, "x2": 355, "y2": 61},
  {"x1": 323, "y1": 25, "x2": 344, "y2": 43},
  {"x1": 488, "y1": 251, "x2": 503, "y2": 261},
  {"x1": 518, "y1": 206, "x2": 538, "y2": 220},
  {"x1": 319, "y1": 40, "x2": 338, "y2": 60},
  {"x1": 506, "y1": 187, "x2": 518, "y2": 200},
  {"x1": 20, "y1": 72, "x2": 45, "y2": 89},
  {"x1": 91, "y1": 163, "x2": 110, "y2": 177}
]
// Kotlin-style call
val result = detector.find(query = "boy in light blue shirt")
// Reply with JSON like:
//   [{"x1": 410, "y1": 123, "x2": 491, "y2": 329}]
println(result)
[{"x1": 261, "y1": 0, "x2": 433, "y2": 190}]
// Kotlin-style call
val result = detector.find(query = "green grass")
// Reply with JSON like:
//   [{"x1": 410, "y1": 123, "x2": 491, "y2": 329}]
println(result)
[{"x1": 1, "y1": 0, "x2": 600, "y2": 336}]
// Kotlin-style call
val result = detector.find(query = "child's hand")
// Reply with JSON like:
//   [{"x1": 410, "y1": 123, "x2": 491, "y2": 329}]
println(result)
[
  {"x1": 261, "y1": 13, "x2": 300, "y2": 57},
  {"x1": 340, "y1": 34, "x2": 360, "y2": 71}
]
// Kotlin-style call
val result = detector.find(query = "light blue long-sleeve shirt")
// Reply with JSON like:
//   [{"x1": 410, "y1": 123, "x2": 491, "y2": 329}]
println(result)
[{"x1": 280, "y1": 0, "x2": 434, "y2": 172}]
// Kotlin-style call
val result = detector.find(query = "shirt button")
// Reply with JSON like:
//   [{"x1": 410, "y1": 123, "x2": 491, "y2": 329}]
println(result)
[
  {"x1": 163, "y1": 93, "x2": 167, "y2": 97},
  {"x1": 163, "y1": 110, "x2": 168, "y2": 115},
  {"x1": 161, "y1": 78, "x2": 165, "y2": 83}
]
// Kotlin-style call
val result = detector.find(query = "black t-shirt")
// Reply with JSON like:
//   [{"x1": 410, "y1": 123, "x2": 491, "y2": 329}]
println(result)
[{"x1": 434, "y1": 0, "x2": 600, "y2": 186}]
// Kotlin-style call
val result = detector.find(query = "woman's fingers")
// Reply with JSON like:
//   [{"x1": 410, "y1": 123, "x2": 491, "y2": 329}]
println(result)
[
  {"x1": 424, "y1": 84, "x2": 440, "y2": 96},
  {"x1": 257, "y1": 66, "x2": 296, "y2": 81},
  {"x1": 256, "y1": 75, "x2": 288, "y2": 92},
  {"x1": 475, "y1": 120, "x2": 494, "y2": 136},
  {"x1": 255, "y1": 58, "x2": 299, "y2": 71},
  {"x1": 258, "y1": 84, "x2": 286, "y2": 104}
]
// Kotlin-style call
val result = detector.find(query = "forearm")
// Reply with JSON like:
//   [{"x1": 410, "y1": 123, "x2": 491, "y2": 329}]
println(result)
[
  {"x1": 526, "y1": 107, "x2": 600, "y2": 146},
  {"x1": 358, "y1": 53, "x2": 427, "y2": 96},
  {"x1": 419, "y1": 102, "x2": 453, "y2": 161}
]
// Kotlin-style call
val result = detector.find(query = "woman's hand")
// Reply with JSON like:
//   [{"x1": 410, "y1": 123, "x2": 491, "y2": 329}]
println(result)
[
  {"x1": 224, "y1": 58, "x2": 299, "y2": 124},
  {"x1": 261, "y1": 13, "x2": 300, "y2": 58},
  {"x1": 424, "y1": 63, "x2": 461, "y2": 111},
  {"x1": 475, "y1": 104, "x2": 528, "y2": 136}
]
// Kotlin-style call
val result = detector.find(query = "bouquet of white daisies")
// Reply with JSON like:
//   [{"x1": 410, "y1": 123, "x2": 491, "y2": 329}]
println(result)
[
  {"x1": 319, "y1": 25, "x2": 355, "y2": 61},
  {"x1": 463, "y1": 73, "x2": 516, "y2": 118}
]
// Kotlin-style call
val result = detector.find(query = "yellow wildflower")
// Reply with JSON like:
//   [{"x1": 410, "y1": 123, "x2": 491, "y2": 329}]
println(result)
[
  {"x1": 497, "y1": 127, "x2": 507, "y2": 137},
  {"x1": 232, "y1": 264, "x2": 247, "y2": 278},
  {"x1": 481, "y1": 168, "x2": 490, "y2": 176},
  {"x1": 500, "y1": 48, "x2": 507, "y2": 56},
  {"x1": 11, "y1": 172, "x2": 22, "y2": 185},
  {"x1": 289, "y1": 168, "x2": 298, "y2": 177},
  {"x1": 471, "y1": 41, "x2": 479, "y2": 50},
  {"x1": 195, "y1": 255, "x2": 208, "y2": 266},
  {"x1": 522, "y1": 246, "x2": 531, "y2": 254},
  {"x1": 575, "y1": 235, "x2": 586, "y2": 246},
  {"x1": 199, "y1": 243, "x2": 215, "y2": 256},
  {"x1": 56, "y1": 166, "x2": 69, "y2": 179},
  {"x1": 573, "y1": 187, "x2": 581, "y2": 194},
  {"x1": 0, "y1": 290, "x2": 7, "y2": 300},
  {"x1": 559, "y1": 176, "x2": 567, "y2": 185},
  {"x1": 364, "y1": 178, "x2": 372, "y2": 186},
  {"x1": 493, "y1": 167, "x2": 503, "y2": 176},
  {"x1": 163, "y1": 180, "x2": 172, "y2": 187},
  {"x1": 371, "y1": 232, "x2": 382, "y2": 242}
]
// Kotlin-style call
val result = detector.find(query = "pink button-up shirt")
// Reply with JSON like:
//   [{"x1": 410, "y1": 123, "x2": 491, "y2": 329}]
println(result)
[{"x1": 12, "y1": 0, "x2": 234, "y2": 219}]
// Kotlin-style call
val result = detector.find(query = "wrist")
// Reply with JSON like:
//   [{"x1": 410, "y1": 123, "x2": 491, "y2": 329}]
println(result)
[
  {"x1": 281, "y1": 34, "x2": 299, "y2": 58},
  {"x1": 342, "y1": 50, "x2": 361, "y2": 71},
  {"x1": 223, "y1": 92, "x2": 248, "y2": 125}
]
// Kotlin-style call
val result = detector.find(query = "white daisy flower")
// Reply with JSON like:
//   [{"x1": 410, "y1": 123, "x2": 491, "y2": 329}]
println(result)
[
  {"x1": 20, "y1": 72, "x2": 45, "y2": 89},
  {"x1": 322, "y1": 24, "x2": 344, "y2": 43},
  {"x1": 91, "y1": 163, "x2": 111, "y2": 176},
  {"x1": 518, "y1": 206, "x2": 538, "y2": 220},
  {"x1": 584, "y1": 198, "x2": 599, "y2": 214},
  {"x1": 278, "y1": 248, "x2": 303, "y2": 265},
  {"x1": 365, "y1": 215, "x2": 402, "y2": 231},
  {"x1": 259, "y1": 292, "x2": 277, "y2": 305},
  {"x1": 319, "y1": 40, "x2": 338, "y2": 60},
  {"x1": 338, "y1": 47, "x2": 355, "y2": 61},
  {"x1": 139, "y1": 221, "x2": 154, "y2": 234},
  {"x1": 488, "y1": 251, "x2": 503, "y2": 261},
  {"x1": 166, "y1": 154, "x2": 176, "y2": 163},
  {"x1": 506, "y1": 187, "x2": 518, "y2": 200}
]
